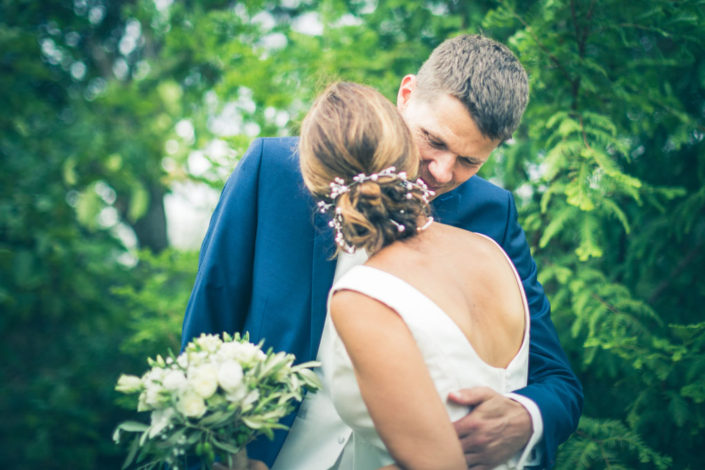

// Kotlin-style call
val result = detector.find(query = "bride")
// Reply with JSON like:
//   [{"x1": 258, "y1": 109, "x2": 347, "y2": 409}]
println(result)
[{"x1": 292, "y1": 81, "x2": 530, "y2": 470}]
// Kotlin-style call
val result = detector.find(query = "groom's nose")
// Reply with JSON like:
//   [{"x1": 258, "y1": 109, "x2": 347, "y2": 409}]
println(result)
[{"x1": 425, "y1": 152, "x2": 455, "y2": 185}]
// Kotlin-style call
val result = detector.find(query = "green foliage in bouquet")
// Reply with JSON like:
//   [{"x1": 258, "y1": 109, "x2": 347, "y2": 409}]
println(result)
[{"x1": 114, "y1": 333, "x2": 321, "y2": 470}]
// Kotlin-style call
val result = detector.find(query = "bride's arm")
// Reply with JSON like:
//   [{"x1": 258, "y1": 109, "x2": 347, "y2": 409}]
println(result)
[{"x1": 330, "y1": 290, "x2": 466, "y2": 470}]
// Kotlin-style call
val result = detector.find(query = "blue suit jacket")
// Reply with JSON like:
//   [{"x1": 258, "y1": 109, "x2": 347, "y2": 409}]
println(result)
[{"x1": 181, "y1": 137, "x2": 582, "y2": 468}]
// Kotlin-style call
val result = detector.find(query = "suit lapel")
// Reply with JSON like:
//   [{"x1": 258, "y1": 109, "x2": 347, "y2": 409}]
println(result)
[{"x1": 431, "y1": 191, "x2": 462, "y2": 225}]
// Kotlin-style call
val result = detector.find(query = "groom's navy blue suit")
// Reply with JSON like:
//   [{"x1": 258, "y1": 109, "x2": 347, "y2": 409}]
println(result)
[{"x1": 181, "y1": 137, "x2": 582, "y2": 468}]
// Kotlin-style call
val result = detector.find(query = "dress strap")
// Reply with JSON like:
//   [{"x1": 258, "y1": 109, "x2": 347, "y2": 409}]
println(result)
[{"x1": 330, "y1": 265, "x2": 443, "y2": 327}]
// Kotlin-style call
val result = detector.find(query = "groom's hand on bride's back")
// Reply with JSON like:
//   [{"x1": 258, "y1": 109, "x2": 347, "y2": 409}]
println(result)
[{"x1": 448, "y1": 387, "x2": 531, "y2": 470}]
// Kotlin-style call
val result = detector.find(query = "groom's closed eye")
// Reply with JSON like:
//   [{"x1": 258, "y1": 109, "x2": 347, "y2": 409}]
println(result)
[
  {"x1": 459, "y1": 156, "x2": 483, "y2": 166},
  {"x1": 422, "y1": 129, "x2": 447, "y2": 150},
  {"x1": 422, "y1": 129, "x2": 483, "y2": 166}
]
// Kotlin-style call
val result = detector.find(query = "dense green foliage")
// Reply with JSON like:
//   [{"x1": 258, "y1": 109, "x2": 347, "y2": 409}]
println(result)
[{"x1": 1, "y1": 0, "x2": 703, "y2": 468}]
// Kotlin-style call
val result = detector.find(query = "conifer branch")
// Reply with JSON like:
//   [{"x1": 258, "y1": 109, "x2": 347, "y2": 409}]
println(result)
[
  {"x1": 569, "y1": 0, "x2": 584, "y2": 57},
  {"x1": 648, "y1": 241, "x2": 703, "y2": 303},
  {"x1": 590, "y1": 292, "x2": 621, "y2": 316},
  {"x1": 499, "y1": 1, "x2": 573, "y2": 83},
  {"x1": 597, "y1": 439, "x2": 613, "y2": 469},
  {"x1": 578, "y1": 115, "x2": 592, "y2": 149},
  {"x1": 594, "y1": 23, "x2": 668, "y2": 35}
]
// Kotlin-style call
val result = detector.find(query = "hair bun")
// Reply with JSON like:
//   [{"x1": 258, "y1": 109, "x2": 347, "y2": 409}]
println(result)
[
  {"x1": 299, "y1": 82, "x2": 432, "y2": 254},
  {"x1": 356, "y1": 180, "x2": 382, "y2": 200},
  {"x1": 335, "y1": 177, "x2": 431, "y2": 254}
]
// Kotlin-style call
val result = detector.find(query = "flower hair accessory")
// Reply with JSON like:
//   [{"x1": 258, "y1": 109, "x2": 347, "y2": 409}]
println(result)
[{"x1": 316, "y1": 166, "x2": 435, "y2": 253}]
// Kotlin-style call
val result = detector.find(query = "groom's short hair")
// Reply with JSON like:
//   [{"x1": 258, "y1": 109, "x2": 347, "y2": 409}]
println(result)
[{"x1": 415, "y1": 34, "x2": 529, "y2": 142}]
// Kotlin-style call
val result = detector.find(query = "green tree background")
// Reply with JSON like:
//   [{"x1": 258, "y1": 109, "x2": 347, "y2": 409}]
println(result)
[{"x1": 1, "y1": 0, "x2": 703, "y2": 468}]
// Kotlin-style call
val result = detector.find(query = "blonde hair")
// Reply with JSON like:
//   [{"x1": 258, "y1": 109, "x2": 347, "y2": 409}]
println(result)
[{"x1": 299, "y1": 82, "x2": 430, "y2": 254}]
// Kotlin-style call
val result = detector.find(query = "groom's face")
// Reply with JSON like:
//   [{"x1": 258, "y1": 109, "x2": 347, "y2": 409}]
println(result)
[{"x1": 397, "y1": 75, "x2": 501, "y2": 198}]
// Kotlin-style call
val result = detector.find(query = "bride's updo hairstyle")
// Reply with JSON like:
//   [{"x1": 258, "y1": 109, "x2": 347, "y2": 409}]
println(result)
[{"x1": 299, "y1": 82, "x2": 432, "y2": 255}]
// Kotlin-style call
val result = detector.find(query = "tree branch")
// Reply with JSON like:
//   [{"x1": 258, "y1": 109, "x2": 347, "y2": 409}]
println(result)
[
  {"x1": 499, "y1": 1, "x2": 574, "y2": 83},
  {"x1": 648, "y1": 241, "x2": 703, "y2": 303},
  {"x1": 579, "y1": 114, "x2": 592, "y2": 149},
  {"x1": 591, "y1": 292, "x2": 622, "y2": 316}
]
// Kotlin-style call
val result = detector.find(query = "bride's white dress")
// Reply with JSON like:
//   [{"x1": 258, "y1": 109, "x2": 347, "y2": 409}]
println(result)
[{"x1": 324, "y1": 259, "x2": 531, "y2": 469}]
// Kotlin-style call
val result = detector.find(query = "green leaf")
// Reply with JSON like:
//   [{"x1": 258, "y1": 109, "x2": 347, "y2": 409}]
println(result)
[
  {"x1": 199, "y1": 409, "x2": 235, "y2": 426},
  {"x1": 121, "y1": 436, "x2": 141, "y2": 470},
  {"x1": 681, "y1": 381, "x2": 705, "y2": 403},
  {"x1": 116, "y1": 421, "x2": 150, "y2": 433},
  {"x1": 538, "y1": 206, "x2": 573, "y2": 248},
  {"x1": 601, "y1": 199, "x2": 631, "y2": 233},
  {"x1": 210, "y1": 438, "x2": 242, "y2": 455},
  {"x1": 128, "y1": 182, "x2": 150, "y2": 222},
  {"x1": 241, "y1": 416, "x2": 264, "y2": 429}
]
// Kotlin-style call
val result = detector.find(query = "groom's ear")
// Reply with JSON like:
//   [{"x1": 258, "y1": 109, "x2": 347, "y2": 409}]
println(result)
[{"x1": 397, "y1": 75, "x2": 416, "y2": 110}]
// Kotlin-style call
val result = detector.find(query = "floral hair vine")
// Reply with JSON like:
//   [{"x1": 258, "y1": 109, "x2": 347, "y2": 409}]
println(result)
[{"x1": 316, "y1": 166, "x2": 435, "y2": 253}]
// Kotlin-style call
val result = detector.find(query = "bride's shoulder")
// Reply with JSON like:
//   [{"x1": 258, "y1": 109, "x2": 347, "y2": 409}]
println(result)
[
  {"x1": 429, "y1": 224, "x2": 514, "y2": 274},
  {"x1": 431, "y1": 223, "x2": 501, "y2": 252}
]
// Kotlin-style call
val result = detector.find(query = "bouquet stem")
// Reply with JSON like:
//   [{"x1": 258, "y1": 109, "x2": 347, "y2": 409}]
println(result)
[{"x1": 231, "y1": 448, "x2": 248, "y2": 468}]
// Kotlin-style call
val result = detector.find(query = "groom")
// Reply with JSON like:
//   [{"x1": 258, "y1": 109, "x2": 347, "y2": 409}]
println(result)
[{"x1": 182, "y1": 34, "x2": 582, "y2": 469}]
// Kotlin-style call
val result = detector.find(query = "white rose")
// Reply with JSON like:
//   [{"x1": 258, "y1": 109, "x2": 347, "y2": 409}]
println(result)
[
  {"x1": 187, "y1": 351, "x2": 209, "y2": 368},
  {"x1": 115, "y1": 374, "x2": 142, "y2": 393},
  {"x1": 225, "y1": 384, "x2": 248, "y2": 404},
  {"x1": 217, "y1": 361, "x2": 243, "y2": 393},
  {"x1": 162, "y1": 370, "x2": 187, "y2": 392},
  {"x1": 195, "y1": 333, "x2": 222, "y2": 353},
  {"x1": 187, "y1": 350, "x2": 208, "y2": 368},
  {"x1": 188, "y1": 364, "x2": 218, "y2": 398},
  {"x1": 177, "y1": 390, "x2": 207, "y2": 418},
  {"x1": 145, "y1": 367, "x2": 167, "y2": 384},
  {"x1": 215, "y1": 342, "x2": 241, "y2": 361},
  {"x1": 218, "y1": 341, "x2": 266, "y2": 366},
  {"x1": 241, "y1": 342, "x2": 266, "y2": 364},
  {"x1": 144, "y1": 383, "x2": 164, "y2": 408}
]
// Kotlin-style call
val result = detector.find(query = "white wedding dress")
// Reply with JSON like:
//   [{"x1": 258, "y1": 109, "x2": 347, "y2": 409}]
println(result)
[{"x1": 323, "y1": 256, "x2": 531, "y2": 469}]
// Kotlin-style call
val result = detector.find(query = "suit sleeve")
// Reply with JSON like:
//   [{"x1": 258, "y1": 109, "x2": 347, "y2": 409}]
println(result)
[
  {"x1": 500, "y1": 192, "x2": 583, "y2": 468},
  {"x1": 180, "y1": 139, "x2": 264, "y2": 350}
]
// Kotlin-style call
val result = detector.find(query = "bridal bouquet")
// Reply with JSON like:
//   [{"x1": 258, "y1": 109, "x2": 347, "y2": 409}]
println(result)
[{"x1": 114, "y1": 332, "x2": 320, "y2": 470}]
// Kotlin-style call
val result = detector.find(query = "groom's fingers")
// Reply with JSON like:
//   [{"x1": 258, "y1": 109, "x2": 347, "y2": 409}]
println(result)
[
  {"x1": 448, "y1": 386, "x2": 497, "y2": 408},
  {"x1": 449, "y1": 387, "x2": 500, "y2": 441},
  {"x1": 449, "y1": 387, "x2": 531, "y2": 468}
]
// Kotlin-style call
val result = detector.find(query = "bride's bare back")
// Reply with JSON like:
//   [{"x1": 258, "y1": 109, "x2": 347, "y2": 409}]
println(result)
[{"x1": 365, "y1": 222, "x2": 527, "y2": 368}]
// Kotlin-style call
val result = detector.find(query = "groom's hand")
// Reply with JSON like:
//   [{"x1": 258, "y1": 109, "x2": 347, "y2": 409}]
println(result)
[{"x1": 448, "y1": 387, "x2": 531, "y2": 470}]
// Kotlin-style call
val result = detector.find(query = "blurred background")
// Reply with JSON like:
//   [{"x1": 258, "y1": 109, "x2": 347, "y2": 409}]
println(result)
[{"x1": 1, "y1": 0, "x2": 704, "y2": 468}]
